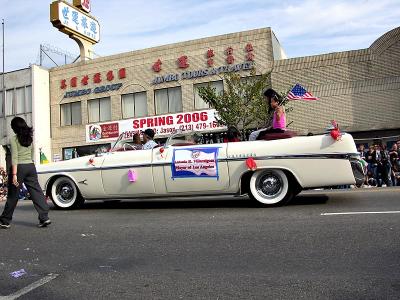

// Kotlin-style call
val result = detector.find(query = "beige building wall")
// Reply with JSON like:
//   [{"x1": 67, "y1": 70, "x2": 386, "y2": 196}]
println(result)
[
  {"x1": 49, "y1": 26, "x2": 400, "y2": 158},
  {"x1": 31, "y1": 65, "x2": 51, "y2": 164},
  {"x1": 49, "y1": 28, "x2": 276, "y2": 157},
  {"x1": 0, "y1": 66, "x2": 51, "y2": 166},
  {"x1": 271, "y1": 26, "x2": 400, "y2": 134}
]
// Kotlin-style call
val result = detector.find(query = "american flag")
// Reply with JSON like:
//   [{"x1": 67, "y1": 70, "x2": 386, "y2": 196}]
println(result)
[{"x1": 287, "y1": 84, "x2": 319, "y2": 101}]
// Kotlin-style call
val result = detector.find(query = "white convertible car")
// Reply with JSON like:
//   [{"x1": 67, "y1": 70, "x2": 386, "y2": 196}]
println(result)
[{"x1": 37, "y1": 131, "x2": 364, "y2": 209}]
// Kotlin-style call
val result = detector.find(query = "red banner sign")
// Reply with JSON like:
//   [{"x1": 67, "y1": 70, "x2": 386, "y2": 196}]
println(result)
[{"x1": 86, "y1": 109, "x2": 226, "y2": 143}]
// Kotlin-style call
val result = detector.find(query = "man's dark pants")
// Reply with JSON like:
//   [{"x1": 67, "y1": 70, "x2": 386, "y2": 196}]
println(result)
[{"x1": 0, "y1": 163, "x2": 49, "y2": 224}]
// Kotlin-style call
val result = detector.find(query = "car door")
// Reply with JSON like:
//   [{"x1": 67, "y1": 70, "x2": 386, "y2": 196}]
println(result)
[
  {"x1": 161, "y1": 143, "x2": 230, "y2": 193},
  {"x1": 101, "y1": 149, "x2": 155, "y2": 196}
]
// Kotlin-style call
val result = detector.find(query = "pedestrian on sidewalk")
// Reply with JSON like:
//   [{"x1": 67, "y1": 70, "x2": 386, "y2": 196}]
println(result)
[{"x1": 0, "y1": 117, "x2": 51, "y2": 229}]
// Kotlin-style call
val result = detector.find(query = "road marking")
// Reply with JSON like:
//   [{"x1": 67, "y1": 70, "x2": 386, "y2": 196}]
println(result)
[
  {"x1": 0, "y1": 273, "x2": 59, "y2": 300},
  {"x1": 321, "y1": 211, "x2": 400, "y2": 216}
]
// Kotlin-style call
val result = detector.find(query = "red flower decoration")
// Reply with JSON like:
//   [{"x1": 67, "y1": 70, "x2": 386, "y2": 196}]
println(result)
[
  {"x1": 245, "y1": 157, "x2": 257, "y2": 171},
  {"x1": 330, "y1": 129, "x2": 341, "y2": 141},
  {"x1": 330, "y1": 120, "x2": 342, "y2": 141}
]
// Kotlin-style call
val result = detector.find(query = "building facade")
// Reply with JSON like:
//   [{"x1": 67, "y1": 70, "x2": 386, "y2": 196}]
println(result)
[
  {"x1": 272, "y1": 26, "x2": 400, "y2": 144},
  {"x1": 49, "y1": 28, "x2": 283, "y2": 160},
  {"x1": 48, "y1": 26, "x2": 400, "y2": 160},
  {"x1": 0, "y1": 65, "x2": 51, "y2": 167}
]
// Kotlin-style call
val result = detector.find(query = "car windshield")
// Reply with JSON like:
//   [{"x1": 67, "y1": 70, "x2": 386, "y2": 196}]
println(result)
[
  {"x1": 165, "y1": 132, "x2": 203, "y2": 147},
  {"x1": 110, "y1": 133, "x2": 142, "y2": 152}
]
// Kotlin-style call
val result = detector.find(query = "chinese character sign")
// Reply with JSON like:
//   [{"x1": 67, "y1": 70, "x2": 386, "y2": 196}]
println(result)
[
  {"x1": 178, "y1": 56, "x2": 189, "y2": 69},
  {"x1": 225, "y1": 47, "x2": 234, "y2": 64},
  {"x1": 118, "y1": 68, "x2": 126, "y2": 79},
  {"x1": 73, "y1": 0, "x2": 91, "y2": 13},
  {"x1": 245, "y1": 43, "x2": 254, "y2": 52},
  {"x1": 60, "y1": 68, "x2": 126, "y2": 90},
  {"x1": 152, "y1": 59, "x2": 162, "y2": 72},
  {"x1": 206, "y1": 49, "x2": 214, "y2": 67},
  {"x1": 53, "y1": 1, "x2": 100, "y2": 43},
  {"x1": 60, "y1": 79, "x2": 67, "y2": 89},
  {"x1": 245, "y1": 43, "x2": 255, "y2": 62}
]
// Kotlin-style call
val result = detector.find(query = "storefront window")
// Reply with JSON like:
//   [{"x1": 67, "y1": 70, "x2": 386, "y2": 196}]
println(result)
[
  {"x1": 5, "y1": 89, "x2": 14, "y2": 116},
  {"x1": 0, "y1": 91, "x2": 3, "y2": 117},
  {"x1": 193, "y1": 80, "x2": 223, "y2": 109},
  {"x1": 88, "y1": 97, "x2": 111, "y2": 123},
  {"x1": 121, "y1": 91, "x2": 148, "y2": 118},
  {"x1": 154, "y1": 86, "x2": 182, "y2": 115},
  {"x1": 25, "y1": 86, "x2": 32, "y2": 113},
  {"x1": 61, "y1": 102, "x2": 82, "y2": 126}
]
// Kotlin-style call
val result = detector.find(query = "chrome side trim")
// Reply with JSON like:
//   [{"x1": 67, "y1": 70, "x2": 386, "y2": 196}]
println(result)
[{"x1": 37, "y1": 152, "x2": 358, "y2": 175}]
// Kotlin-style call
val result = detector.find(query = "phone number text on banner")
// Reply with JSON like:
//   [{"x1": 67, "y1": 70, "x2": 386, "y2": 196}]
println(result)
[{"x1": 171, "y1": 147, "x2": 220, "y2": 179}]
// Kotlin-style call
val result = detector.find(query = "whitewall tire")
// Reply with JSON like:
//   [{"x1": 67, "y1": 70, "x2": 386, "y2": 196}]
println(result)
[
  {"x1": 249, "y1": 169, "x2": 292, "y2": 206},
  {"x1": 50, "y1": 177, "x2": 84, "y2": 209}
]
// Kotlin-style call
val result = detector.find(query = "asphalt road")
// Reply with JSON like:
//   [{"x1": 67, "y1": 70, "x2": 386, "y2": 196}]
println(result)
[{"x1": 0, "y1": 187, "x2": 400, "y2": 299}]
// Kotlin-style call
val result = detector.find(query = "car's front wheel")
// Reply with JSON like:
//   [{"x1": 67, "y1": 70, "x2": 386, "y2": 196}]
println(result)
[
  {"x1": 50, "y1": 177, "x2": 84, "y2": 209},
  {"x1": 249, "y1": 169, "x2": 293, "y2": 206}
]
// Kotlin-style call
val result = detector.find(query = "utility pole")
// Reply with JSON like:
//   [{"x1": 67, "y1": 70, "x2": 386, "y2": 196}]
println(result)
[{"x1": 2, "y1": 19, "x2": 5, "y2": 120}]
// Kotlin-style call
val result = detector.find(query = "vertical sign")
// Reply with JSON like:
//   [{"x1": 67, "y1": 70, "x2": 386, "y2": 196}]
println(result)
[{"x1": 50, "y1": 1, "x2": 100, "y2": 43}]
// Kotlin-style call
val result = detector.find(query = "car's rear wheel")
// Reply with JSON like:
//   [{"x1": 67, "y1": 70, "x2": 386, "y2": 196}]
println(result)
[
  {"x1": 50, "y1": 177, "x2": 84, "y2": 209},
  {"x1": 249, "y1": 169, "x2": 293, "y2": 206}
]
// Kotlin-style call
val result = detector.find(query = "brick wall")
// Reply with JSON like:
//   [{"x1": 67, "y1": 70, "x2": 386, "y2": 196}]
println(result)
[{"x1": 271, "y1": 26, "x2": 400, "y2": 134}]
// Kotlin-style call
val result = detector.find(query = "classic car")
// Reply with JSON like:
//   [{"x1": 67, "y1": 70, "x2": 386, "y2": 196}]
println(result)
[{"x1": 37, "y1": 131, "x2": 364, "y2": 209}]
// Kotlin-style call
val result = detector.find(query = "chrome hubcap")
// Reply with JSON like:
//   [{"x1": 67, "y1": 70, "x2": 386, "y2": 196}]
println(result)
[
  {"x1": 56, "y1": 182, "x2": 75, "y2": 204},
  {"x1": 256, "y1": 173, "x2": 283, "y2": 198}
]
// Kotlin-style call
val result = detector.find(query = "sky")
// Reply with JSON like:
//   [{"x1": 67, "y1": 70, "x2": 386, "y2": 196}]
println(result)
[{"x1": 1, "y1": 0, "x2": 399, "y2": 72}]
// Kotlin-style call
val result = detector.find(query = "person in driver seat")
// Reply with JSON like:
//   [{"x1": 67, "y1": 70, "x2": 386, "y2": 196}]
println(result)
[
  {"x1": 132, "y1": 132, "x2": 143, "y2": 150},
  {"x1": 142, "y1": 129, "x2": 158, "y2": 150}
]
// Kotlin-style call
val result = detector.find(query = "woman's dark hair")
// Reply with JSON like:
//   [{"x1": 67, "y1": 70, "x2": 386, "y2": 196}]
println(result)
[
  {"x1": 263, "y1": 88, "x2": 277, "y2": 99},
  {"x1": 227, "y1": 126, "x2": 240, "y2": 141},
  {"x1": 11, "y1": 117, "x2": 33, "y2": 147},
  {"x1": 263, "y1": 88, "x2": 281, "y2": 113}
]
